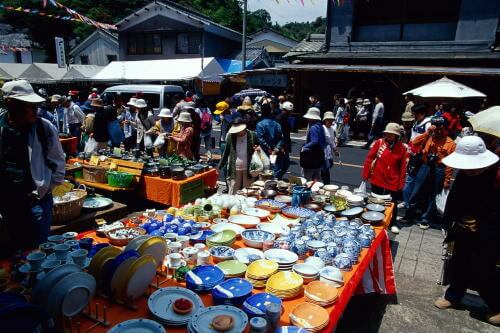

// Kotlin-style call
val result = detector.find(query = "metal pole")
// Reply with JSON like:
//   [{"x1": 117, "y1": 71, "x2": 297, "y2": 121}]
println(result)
[{"x1": 241, "y1": 0, "x2": 247, "y2": 72}]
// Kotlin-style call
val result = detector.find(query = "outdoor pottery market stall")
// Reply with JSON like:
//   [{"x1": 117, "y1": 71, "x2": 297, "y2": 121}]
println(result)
[{"x1": 0, "y1": 183, "x2": 396, "y2": 333}]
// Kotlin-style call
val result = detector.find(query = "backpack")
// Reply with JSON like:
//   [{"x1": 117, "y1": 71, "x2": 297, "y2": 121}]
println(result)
[
  {"x1": 0, "y1": 111, "x2": 57, "y2": 173},
  {"x1": 200, "y1": 109, "x2": 212, "y2": 131}
]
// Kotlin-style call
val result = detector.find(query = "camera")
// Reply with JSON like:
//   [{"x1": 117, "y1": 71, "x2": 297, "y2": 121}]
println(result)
[{"x1": 427, "y1": 153, "x2": 439, "y2": 165}]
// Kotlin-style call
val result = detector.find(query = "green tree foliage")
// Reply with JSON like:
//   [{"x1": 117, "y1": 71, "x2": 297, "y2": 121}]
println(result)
[{"x1": 1, "y1": 0, "x2": 325, "y2": 61}]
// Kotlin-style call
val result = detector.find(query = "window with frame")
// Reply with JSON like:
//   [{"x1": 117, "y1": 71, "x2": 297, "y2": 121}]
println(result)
[
  {"x1": 80, "y1": 55, "x2": 89, "y2": 65},
  {"x1": 128, "y1": 33, "x2": 162, "y2": 55},
  {"x1": 177, "y1": 32, "x2": 201, "y2": 54},
  {"x1": 353, "y1": 0, "x2": 461, "y2": 41}
]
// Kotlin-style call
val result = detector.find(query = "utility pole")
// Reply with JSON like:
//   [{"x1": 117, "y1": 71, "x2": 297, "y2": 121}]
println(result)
[{"x1": 241, "y1": 0, "x2": 247, "y2": 72}]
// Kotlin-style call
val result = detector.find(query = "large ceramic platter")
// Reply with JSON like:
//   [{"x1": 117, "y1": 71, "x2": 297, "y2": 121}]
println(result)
[
  {"x1": 108, "y1": 318, "x2": 166, "y2": 333},
  {"x1": 110, "y1": 257, "x2": 137, "y2": 297},
  {"x1": 281, "y1": 207, "x2": 315, "y2": 219},
  {"x1": 47, "y1": 271, "x2": 96, "y2": 318},
  {"x1": 227, "y1": 215, "x2": 260, "y2": 228},
  {"x1": 124, "y1": 235, "x2": 151, "y2": 252},
  {"x1": 137, "y1": 236, "x2": 167, "y2": 267},
  {"x1": 83, "y1": 197, "x2": 113, "y2": 209},
  {"x1": 361, "y1": 211, "x2": 385, "y2": 223},
  {"x1": 31, "y1": 263, "x2": 82, "y2": 306},
  {"x1": 189, "y1": 305, "x2": 248, "y2": 333},
  {"x1": 148, "y1": 287, "x2": 203, "y2": 325},
  {"x1": 123, "y1": 255, "x2": 157, "y2": 300},
  {"x1": 241, "y1": 207, "x2": 271, "y2": 219},
  {"x1": 242, "y1": 292, "x2": 282, "y2": 316}
]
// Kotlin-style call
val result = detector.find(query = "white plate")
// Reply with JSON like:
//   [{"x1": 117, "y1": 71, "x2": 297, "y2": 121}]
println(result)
[
  {"x1": 322, "y1": 184, "x2": 339, "y2": 192},
  {"x1": 210, "y1": 222, "x2": 245, "y2": 235},
  {"x1": 124, "y1": 235, "x2": 151, "y2": 252},
  {"x1": 137, "y1": 238, "x2": 167, "y2": 267},
  {"x1": 264, "y1": 249, "x2": 298, "y2": 264},
  {"x1": 270, "y1": 214, "x2": 300, "y2": 227},
  {"x1": 306, "y1": 181, "x2": 324, "y2": 192},
  {"x1": 148, "y1": 287, "x2": 203, "y2": 325},
  {"x1": 109, "y1": 318, "x2": 166, "y2": 333},
  {"x1": 125, "y1": 257, "x2": 158, "y2": 300},
  {"x1": 47, "y1": 271, "x2": 96, "y2": 318},
  {"x1": 257, "y1": 223, "x2": 290, "y2": 236},
  {"x1": 233, "y1": 248, "x2": 265, "y2": 264},
  {"x1": 242, "y1": 207, "x2": 271, "y2": 219},
  {"x1": 31, "y1": 263, "x2": 82, "y2": 306},
  {"x1": 228, "y1": 215, "x2": 260, "y2": 228},
  {"x1": 111, "y1": 257, "x2": 136, "y2": 296}
]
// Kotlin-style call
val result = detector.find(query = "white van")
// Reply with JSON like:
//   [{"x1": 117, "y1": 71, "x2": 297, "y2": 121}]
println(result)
[{"x1": 102, "y1": 84, "x2": 184, "y2": 115}]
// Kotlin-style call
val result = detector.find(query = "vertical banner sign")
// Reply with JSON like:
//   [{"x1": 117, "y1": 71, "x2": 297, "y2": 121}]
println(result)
[{"x1": 54, "y1": 37, "x2": 66, "y2": 68}]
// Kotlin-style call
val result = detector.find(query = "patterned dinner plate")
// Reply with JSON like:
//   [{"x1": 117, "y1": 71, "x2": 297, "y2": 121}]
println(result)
[{"x1": 281, "y1": 207, "x2": 315, "y2": 219}]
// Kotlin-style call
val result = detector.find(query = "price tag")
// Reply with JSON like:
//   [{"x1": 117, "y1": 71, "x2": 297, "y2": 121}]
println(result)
[
  {"x1": 53, "y1": 181, "x2": 74, "y2": 197},
  {"x1": 89, "y1": 156, "x2": 100, "y2": 165},
  {"x1": 110, "y1": 162, "x2": 117, "y2": 170}
]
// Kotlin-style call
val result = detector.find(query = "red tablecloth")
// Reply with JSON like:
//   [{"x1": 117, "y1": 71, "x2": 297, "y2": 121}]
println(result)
[{"x1": 73, "y1": 225, "x2": 395, "y2": 332}]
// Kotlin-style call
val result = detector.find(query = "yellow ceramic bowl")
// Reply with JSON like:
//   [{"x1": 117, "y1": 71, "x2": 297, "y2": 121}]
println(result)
[
  {"x1": 290, "y1": 302, "x2": 329, "y2": 330},
  {"x1": 246, "y1": 259, "x2": 279, "y2": 278},
  {"x1": 266, "y1": 271, "x2": 303, "y2": 291}
]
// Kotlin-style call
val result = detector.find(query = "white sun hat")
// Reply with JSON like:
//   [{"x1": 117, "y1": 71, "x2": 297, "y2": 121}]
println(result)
[
  {"x1": 177, "y1": 112, "x2": 193, "y2": 123},
  {"x1": 127, "y1": 97, "x2": 137, "y2": 107},
  {"x1": 442, "y1": 135, "x2": 498, "y2": 170},
  {"x1": 282, "y1": 101, "x2": 294, "y2": 111},
  {"x1": 134, "y1": 99, "x2": 147, "y2": 109},
  {"x1": 158, "y1": 108, "x2": 173, "y2": 118},
  {"x1": 1, "y1": 80, "x2": 45, "y2": 103},
  {"x1": 303, "y1": 107, "x2": 321, "y2": 121},
  {"x1": 323, "y1": 111, "x2": 335, "y2": 121}
]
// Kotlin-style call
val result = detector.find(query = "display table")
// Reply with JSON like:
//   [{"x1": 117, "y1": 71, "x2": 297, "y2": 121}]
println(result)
[
  {"x1": 59, "y1": 136, "x2": 78, "y2": 156},
  {"x1": 71, "y1": 207, "x2": 395, "y2": 332},
  {"x1": 141, "y1": 169, "x2": 219, "y2": 207}
]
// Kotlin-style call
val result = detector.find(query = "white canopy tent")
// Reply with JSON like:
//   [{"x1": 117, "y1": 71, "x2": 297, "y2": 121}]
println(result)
[
  {"x1": 404, "y1": 77, "x2": 486, "y2": 98},
  {"x1": 93, "y1": 57, "x2": 225, "y2": 82}
]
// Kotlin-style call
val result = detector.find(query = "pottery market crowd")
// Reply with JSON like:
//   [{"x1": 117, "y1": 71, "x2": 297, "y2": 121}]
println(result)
[{"x1": 0, "y1": 79, "x2": 499, "y2": 326}]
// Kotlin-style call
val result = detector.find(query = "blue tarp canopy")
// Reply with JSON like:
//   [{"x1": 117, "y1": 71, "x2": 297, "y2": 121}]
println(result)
[{"x1": 217, "y1": 59, "x2": 253, "y2": 74}]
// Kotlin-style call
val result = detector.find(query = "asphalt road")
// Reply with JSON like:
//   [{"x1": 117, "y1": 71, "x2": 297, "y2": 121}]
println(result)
[{"x1": 208, "y1": 125, "x2": 370, "y2": 189}]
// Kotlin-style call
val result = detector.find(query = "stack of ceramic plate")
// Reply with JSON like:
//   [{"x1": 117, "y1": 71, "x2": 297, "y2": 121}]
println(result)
[
  {"x1": 290, "y1": 302, "x2": 330, "y2": 332},
  {"x1": 188, "y1": 305, "x2": 248, "y2": 333},
  {"x1": 186, "y1": 265, "x2": 225, "y2": 293},
  {"x1": 148, "y1": 286, "x2": 203, "y2": 326},
  {"x1": 245, "y1": 259, "x2": 279, "y2": 288},
  {"x1": 206, "y1": 230, "x2": 237, "y2": 248},
  {"x1": 233, "y1": 248, "x2": 265, "y2": 264},
  {"x1": 292, "y1": 264, "x2": 320, "y2": 284},
  {"x1": 346, "y1": 194, "x2": 364, "y2": 207},
  {"x1": 264, "y1": 248, "x2": 299, "y2": 271},
  {"x1": 304, "y1": 281, "x2": 339, "y2": 307},
  {"x1": 212, "y1": 278, "x2": 253, "y2": 306},
  {"x1": 366, "y1": 203, "x2": 386, "y2": 213},
  {"x1": 275, "y1": 327, "x2": 309, "y2": 333},
  {"x1": 108, "y1": 318, "x2": 166, "y2": 333},
  {"x1": 319, "y1": 266, "x2": 344, "y2": 288},
  {"x1": 242, "y1": 292, "x2": 282, "y2": 317},
  {"x1": 266, "y1": 271, "x2": 303, "y2": 299},
  {"x1": 368, "y1": 192, "x2": 392, "y2": 206},
  {"x1": 361, "y1": 211, "x2": 385, "y2": 225},
  {"x1": 216, "y1": 260, "x2": 247, "y2": 278},
  {"x1": 88, "y1": 246, "x2": 121, "y2": 290}
]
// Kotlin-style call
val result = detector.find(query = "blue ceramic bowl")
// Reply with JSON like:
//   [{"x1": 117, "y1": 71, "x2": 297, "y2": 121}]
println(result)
[
  {"x1": 334, "y1": 253, "x2": 352, "y2": 271},
  {"x1": 243, "y1": 292, "x2": 282, "y2": 317},
  {"x1": 212, "y1": 278, "x2": 253, "y2": 306},
  {"x1": 358, "y1": 234, "x2": 372, "y2": 248},
  {"x1": 209, "y1": 246, "x2": 235, "y2": 262},
  {"x1": 186, "y1": 265, "x2": 225, "y2": 291},
  {"x1": 242, "y1": 229, "x2": 275, "y2": 249}
]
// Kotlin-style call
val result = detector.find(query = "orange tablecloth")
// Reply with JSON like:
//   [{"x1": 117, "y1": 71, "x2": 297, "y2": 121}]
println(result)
[
  {"x1": 72, "y1": 207, "x2": 395, "y2": 332},
  {"x1": 59, "y1": 136, "x2": 78, "y2": 156},
  {"x1": 141, "y1": 169, "x2": 219, "y2": 208}
]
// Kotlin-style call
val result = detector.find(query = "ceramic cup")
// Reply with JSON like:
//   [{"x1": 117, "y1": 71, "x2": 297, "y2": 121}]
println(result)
[
  {"x1": 78, "y1": 238, "x2": 94, "y2": 252},
  {"x1": 168, "y1": 253, "x2": 182, "y2": 267},
  {"x1": 70, "y1": 249, "x2": 88, "y2": 267},
  {"x1": 194, "y1": 243, "x2": 206, "y2": 252},
  {"x1": 168, "y1": 242, "x2": 182, "y2": 254},
  {"x1": 39, "y1": 242, "x2": 56, "y2": 254},
  {"x1": 250, "y1": 317, "x2": 267, "y2": 333},
  {"x1": 176, "y1": 235, "x2": 190, "y2": 248},
  {"x1": 53, "y1": 244, "x2": 70, "y2": 261},
  {"x1": 64, "y1": 240, "x2": 80, "y2": 250},
  {"x1": 197, "y1": 250, "x2": 210, "y2": 265},
  {"x1": 62, "y1": 231, "x2": 78, "y2": 241},
  {"x1": 27, "y1": 251, "x2": 46, "y2": 270},
  {"x1": 41, "y1": 260, "x2": 61, "y2": 272},
  {"x1": 182, "y1": 247, "x2": 199, "y2": 265},
  {"x1": 164, "y1": 233, "x2": 177, "y2": 242},
  {"x1": 47, "y1": 235, "x2": 64, "y2": 244}
]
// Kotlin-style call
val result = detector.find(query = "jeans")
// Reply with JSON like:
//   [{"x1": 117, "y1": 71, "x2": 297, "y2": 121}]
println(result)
[
  {"x1": 366, "y1": 118, "x2": 384, "y2": 147},
  {"x1": 274, "y1": 152, "x2": 290, "y2": 180},
  {"x1": 402, "y1": 173, "x2": 417, "y2": 205},
  {"x1": 201, "y1": 134, "x2": 212, "y2": 154},
  {"x1": 407, "y1": 164, "x2": 445, "y2": 222},
  {"x1": 68, "y1": 123, "x2": 81, "y2": 143},
  {"x1": 32, "y1": 193, "x2": 54, "y2": 245}
]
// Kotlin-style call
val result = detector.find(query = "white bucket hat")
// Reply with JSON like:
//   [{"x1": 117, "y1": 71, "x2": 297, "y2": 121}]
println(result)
[
  {"x1": 177, "y1": 112, "x2": 192, "y2": 123},
  {"x1": 303, "y1": 107, "x2": 321, "y2": 121},
  {"x1": 158, "y1": 108, "x2": 173, "y2": 118},
  {"x1": 127, "y1": 97, "x2": 137, "y2": 107},
  {"x1": 228, "y1": 123, "x2": 247, "y2": 134},
  {"x1": 323, "y1": 111, "x2": 335, "y2": 121},
  {"x1": 363, "y1": 99, "x2": 371, "y2": 106},
  {"x1": 1, "y1": 80, "x2": 45, "y2": 103},
  {"x1": 383, "y1": 123, "x2": 402, "y2": 136},
  {"x1": 282, "y1": 101, "x2": 294, "y2": 111},
  {"x1": 442, "y1": 135, "x2": 498, "y2": 170},
  {"x1": 134, "y1": 99, "x2": 147, "y2": 109}
]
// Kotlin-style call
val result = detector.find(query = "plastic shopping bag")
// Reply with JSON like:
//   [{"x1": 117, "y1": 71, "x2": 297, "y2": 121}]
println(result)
[
  {"x1": 144, "y1": 134, "x2": 153, "y2": 149},
  {"x1": 84, "y1": 137, "x2": 98, "y2": 154},
  {"x1": 250, "y1": 151, "x2": 264, "y2": 177},
  {"x1": 436, "y1": 189, "x2": 449, "y2": 216},
  {"x1": 153, "y1": 134, "x2": 166, "y2": 148},
  {"x1": 258, "y1": 150, "x2": 271, "y2": 170},
  {"x1": 356, "y1": 181, "x2": 367, "y2": 195},
  {"x1": 108, "y1": 120, "x2": 125, "y2": 146}
]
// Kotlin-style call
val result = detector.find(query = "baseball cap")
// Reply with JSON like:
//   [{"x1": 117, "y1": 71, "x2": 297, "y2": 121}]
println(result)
[{"x1": 1, "y1": 80, "x2": 45, "y2": 103}]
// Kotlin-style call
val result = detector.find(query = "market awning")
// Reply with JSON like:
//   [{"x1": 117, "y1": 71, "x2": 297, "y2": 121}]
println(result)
[
  {"x1": 61, "y1": 65, "x2": 104, "y2": 81},
  {"x1": 404, "y1": 77, "x2": 486, "y2": 98},
  {"x1": 93, "y1": 57, "x2": 225, "y2": 82},
  {"x1": 0, "y1": 63, "x2": 31, "y2": 80}
]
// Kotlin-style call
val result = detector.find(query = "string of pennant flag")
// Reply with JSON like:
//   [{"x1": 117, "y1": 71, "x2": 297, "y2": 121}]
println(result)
[{"x1": 273, "y1": 0, "x2": 350, "y2": 6}]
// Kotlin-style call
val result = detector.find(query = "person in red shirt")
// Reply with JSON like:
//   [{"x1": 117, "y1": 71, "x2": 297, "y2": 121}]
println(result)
[
  {"x1": 362, "y1": 123, "x2": 408, "y2": 234},
  {"x1": 442, "y1": 104, "x2": 462, "y2": 139}
]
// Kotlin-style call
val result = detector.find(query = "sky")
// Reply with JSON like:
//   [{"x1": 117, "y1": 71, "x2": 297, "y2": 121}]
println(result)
[{"x1": 247, "y1": 0, "x2": 328, "y2": 25}]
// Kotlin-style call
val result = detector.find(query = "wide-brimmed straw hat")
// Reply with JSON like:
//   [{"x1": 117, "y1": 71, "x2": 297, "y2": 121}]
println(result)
[
  {"x1": 303, "y1": 107, "x2": 321, "y2": 121},
  {"x1": 442, "y1": 135, "x2": 498, "y2": 170},
  {"x1": 323, "y1": 111, "x2": 335, "y2": 121},
  {"x1": 158, "y1": 108, "x2": 173, "y2": 118},
  {"x1": 177, "y1": 112, "x2": 192, "y2": 123},
  {"x1": 383, "y1": 123, "x2": 402, "y2": 136},
  {"x1": 401, "y1": 111, "x2": 415, "y2": 122}
]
